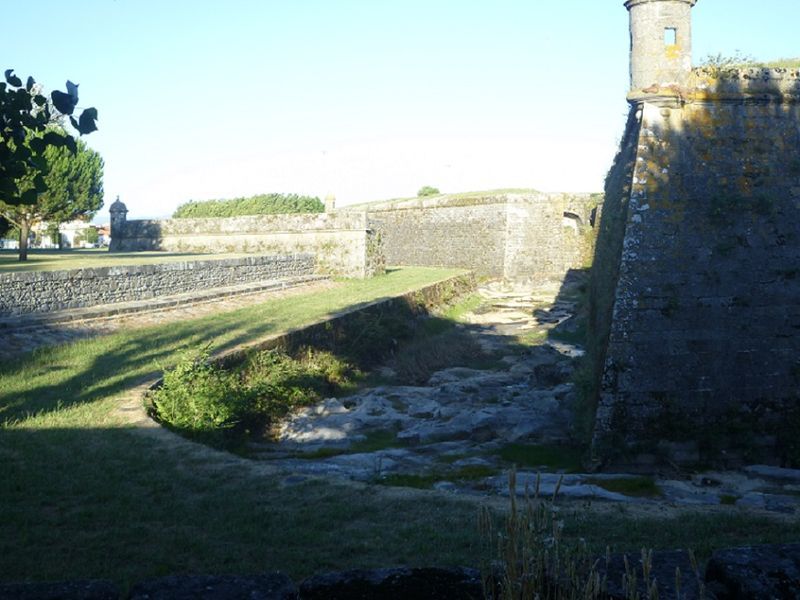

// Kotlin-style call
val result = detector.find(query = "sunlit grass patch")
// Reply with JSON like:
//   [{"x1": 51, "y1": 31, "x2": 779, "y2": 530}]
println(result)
[
  {"x1": 0, "y1": 267, "x2": 465, "y2": 424},
  {"x1": 496, "y1": 443, "x2": 584, "y2": 473},
  {"x1": 421, "y1": 293, "x2": 484, "y2": 336},
  {"x1": 294, "y1": 429, "x2": 407, "y2": 460},
  {"x1": 377, "y1": 465, "x2": 498, "y2": 489},
  {"x1": 587, "y1": 476, "x2": 662, "y2": 498}
]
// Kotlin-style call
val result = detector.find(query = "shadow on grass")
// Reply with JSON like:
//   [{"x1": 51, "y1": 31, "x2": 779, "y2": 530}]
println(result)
[
  {"x1": 4, "y1": 426, "x2": 800, "y2": 585},
  {"x1": 0, "y1": 313, "x2": 288, "y2": 423},
  {"x1": 0, "y1": 425, "x2": 485, "y2": 584},
  {"x1": 0, "y1": 269, "x2": 473, "y2": 423}
]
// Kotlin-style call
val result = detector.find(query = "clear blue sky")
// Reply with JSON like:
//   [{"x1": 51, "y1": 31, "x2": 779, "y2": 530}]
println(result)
[{"x1": 4, "y1": 0, "x2": 798, "y2": 220}]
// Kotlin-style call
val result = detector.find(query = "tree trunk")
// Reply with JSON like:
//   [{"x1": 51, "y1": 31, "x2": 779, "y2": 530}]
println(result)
[{"x1": 18, "y1": 221, "x2": 29, "y2": 261}]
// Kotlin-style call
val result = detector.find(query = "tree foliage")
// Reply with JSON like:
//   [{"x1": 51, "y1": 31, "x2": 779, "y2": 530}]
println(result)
[
  {"x1": 0, "y1": 69, "x2": 98, "y2": 259},
  {"x1": 0, "y1": 69, "x2": 98, "y2": 207},
  {"x1": 38, "y1": 134, "x2": 104, "y2": 224},
  {"x1": 84, "y1": 226, "x2": 99, "y2": 245},
  {"x1": 0, "y1": 129, "x2": 104, "y2": 258},
  {"x1": 173, "y1": 193, "x2": 324, "y2": 218},
  {"x1": 417, "y1": 186, "x2": 440, "y2": 198}
]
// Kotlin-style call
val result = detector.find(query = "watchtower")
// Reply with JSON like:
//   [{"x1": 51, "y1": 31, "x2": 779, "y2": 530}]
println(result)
[
  {"x1": 108, "y1": 196, "x2": 128, "y2": 252},
  {"x1": 625, "y1": 0, "x2": 697, "y2": 92}
]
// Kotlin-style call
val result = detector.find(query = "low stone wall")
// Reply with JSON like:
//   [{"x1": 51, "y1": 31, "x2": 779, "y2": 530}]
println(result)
[
  {"x1": 0, "y1": 254, "x2": 315, "y2": 317},
  {"x1": 111, "y1": 212, "x2": 383, "y2": 279}
]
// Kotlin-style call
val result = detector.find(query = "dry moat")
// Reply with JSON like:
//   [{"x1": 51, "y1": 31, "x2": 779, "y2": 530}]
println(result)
[{"x1": 167, "y1": 275, "x2": 800, "y2": 515}]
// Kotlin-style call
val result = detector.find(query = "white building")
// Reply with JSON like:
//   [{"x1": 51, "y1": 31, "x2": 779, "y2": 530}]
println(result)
[{"x1": 32, "y1": 220, "x2": 100, "y2": 248}]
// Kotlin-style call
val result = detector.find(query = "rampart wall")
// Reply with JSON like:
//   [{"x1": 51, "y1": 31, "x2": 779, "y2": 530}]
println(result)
[
  {"x1": 111, "y1": 193, "x2": 600, "y2": 286},
  {"x1": 0, "y1": 254, "x2": 315, "y2": 316},
  {"x1": 362, "y1": 193, "x2": 599, "y2": 284},
  {"x1": 592, "y1": 68, "x2": 800, "y2": 467},
  {"x1": 111, "y1": 213, "x2": 384, "y2": 279}
]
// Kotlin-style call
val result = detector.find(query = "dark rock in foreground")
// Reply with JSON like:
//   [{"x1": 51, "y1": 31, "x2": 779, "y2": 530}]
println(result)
[
  {"x1": 599, "y1": 550, "x2": 707, "y2": 600},
  {"x1": 299, "y1": 567, "x2": 483, "y2": 600},
  {"x1": 0, "y1": 580, "x2": 118, "y2": 600},
  {"x1": 129, "y1": 573, "x2": 297, "y2": 600},
  {"x1": 706, "y1": 543, "x2": 800, "y2": 599}
]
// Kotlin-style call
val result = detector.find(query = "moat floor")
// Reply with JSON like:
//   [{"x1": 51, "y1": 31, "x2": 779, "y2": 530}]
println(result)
[{"x1": 254, "y1": 279, "x2": 800, "y2": 514}]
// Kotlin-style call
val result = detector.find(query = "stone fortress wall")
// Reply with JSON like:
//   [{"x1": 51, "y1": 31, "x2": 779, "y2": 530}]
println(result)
[
  {"x1": 354, "y1": 192, "x2": 600, "y2": 284},
  {"x1": 110, "y1": 212, "x2": 384, "y2": 279},
  {"x1": 591, "y1": 0, "x2": 800, "y2": 467},
  {"x1": 10, "y1": 190, "x2": 598, "y2": 321},
  {"x1": 110, "y1": 192, "x2": 601, "y2": 287},
  {"x1": 0, "y1": 254, "x2": 315, "y2": 317}
]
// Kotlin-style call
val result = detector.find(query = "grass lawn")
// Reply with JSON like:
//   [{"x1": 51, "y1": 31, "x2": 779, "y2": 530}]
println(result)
[
  {"x1": 0, "y1": 248, "x2": 254, "y2": 274},
  {"x1": 2, "y1": 267, "x2": 799, "y2": 587}
]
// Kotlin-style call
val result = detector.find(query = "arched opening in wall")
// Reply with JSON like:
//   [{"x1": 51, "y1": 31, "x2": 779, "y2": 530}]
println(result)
[{"x1": 562, "y1": 211, "x2": 583, "y2": 233}]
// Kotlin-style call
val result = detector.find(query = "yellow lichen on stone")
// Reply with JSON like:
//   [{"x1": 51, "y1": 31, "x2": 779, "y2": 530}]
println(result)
[{"x1": 665, "y1": 44, "x2": 681, "y2": 60}]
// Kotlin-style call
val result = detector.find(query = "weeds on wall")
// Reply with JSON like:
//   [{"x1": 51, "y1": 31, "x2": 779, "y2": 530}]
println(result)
[{"x1": 698, "y1": 52, "x2": 756, "y2": 78}]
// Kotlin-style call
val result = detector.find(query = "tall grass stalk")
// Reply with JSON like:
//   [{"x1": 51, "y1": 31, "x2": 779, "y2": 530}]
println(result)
[
  {"x1": 480, "y1": 472, "x2": 707, "y2": 599},
  {"x1": 480, "y1": 470, "x2": 605, "y2": 599}
]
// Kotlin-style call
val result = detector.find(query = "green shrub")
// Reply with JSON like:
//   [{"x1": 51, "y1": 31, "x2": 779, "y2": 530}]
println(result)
[
  {"x1": 237, "y1": 348, "x2": 356, "y2": 430},
  {"x1": 151, "y1": 348, "x2": 243, "y2": 433},
  {"x1": 151, "y1": 347, "x2": 356, "y2": 438},
  {"x1": 173, "y1": 193, "x2": 324, "y2": 218},
  {"x1": 417, "y1": 186, "x2": 440, "y2": 198},
  {"x1": 85, "y1": 227, "x2": 99, "y2": 244}
]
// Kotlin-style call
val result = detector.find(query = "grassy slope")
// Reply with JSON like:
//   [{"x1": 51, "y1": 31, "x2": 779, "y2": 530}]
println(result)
[
  {"x1": 1, "y1": 267, "x2": 485, "y2": 585},
  {"x1": 343, "y1": 188, "x2": 540, "y2": 210},
  {"x1": 0, "y1": 268, "x2": 464, "y2": 422},
  {"x1": 2, "y1": 267, "x2": 799, "y2": 585},
  {"x1": 0, "y1": 249, "x2": 259, "y2": 274}
]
